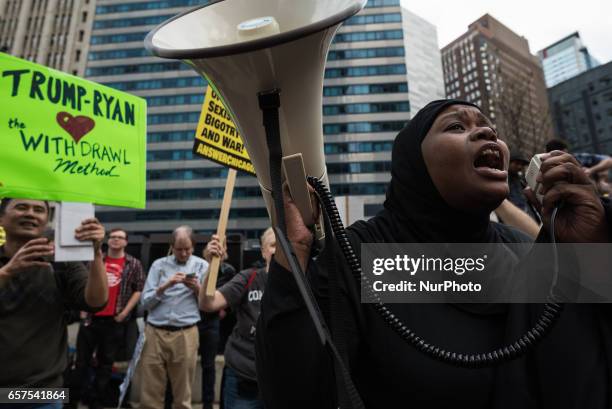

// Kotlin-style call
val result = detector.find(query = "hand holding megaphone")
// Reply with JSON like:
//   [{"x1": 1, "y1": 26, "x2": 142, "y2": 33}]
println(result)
[
  {"x1": 524, "y1": 150, "x2": 609, "y2": 242},
  {"x1": 274, "y1": 182, "x2": 320, "y2": 273}
]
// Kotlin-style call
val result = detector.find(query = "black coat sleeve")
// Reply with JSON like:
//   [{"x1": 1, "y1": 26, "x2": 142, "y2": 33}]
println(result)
[{"x1": 255, "y1": 256, "x2": 337, "y2": 409}]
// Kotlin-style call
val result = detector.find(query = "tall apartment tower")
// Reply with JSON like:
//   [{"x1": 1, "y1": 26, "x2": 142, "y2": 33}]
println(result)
[
  {"x1": 538, "y1": 32, "x2": 600, "y2": 88},
  {"x1": 548, "y1": 61, "x2": 612, "y2": 154},
  {"x1": 87, "y1": 0, "x2": 444, "y2": 242},
  {"x1": 441, "y1": 14, "x2": 553, "y2": 155},
  {"x1": 0, "y1": 0, "x2": 96, "y2": 75}
]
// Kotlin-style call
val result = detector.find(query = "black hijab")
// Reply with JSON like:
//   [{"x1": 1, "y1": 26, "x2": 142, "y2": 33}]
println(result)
[
  {"x1": 345, "y1": 101, "x2": 612, "y2": 408},
  {"x1": 382, "y1": 99, "x2": 498, "y2": 243}
]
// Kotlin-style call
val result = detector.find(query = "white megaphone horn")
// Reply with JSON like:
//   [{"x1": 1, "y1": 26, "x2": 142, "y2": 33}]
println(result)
[{"x1": 145, "y1": 0, "x2": 367, "y2": 228}]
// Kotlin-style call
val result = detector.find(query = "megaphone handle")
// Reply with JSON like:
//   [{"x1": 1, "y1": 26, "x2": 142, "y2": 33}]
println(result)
[
  {"x1": 258, "y1": 89, "x2": 286, "y2": 233},
  {"x1": 282, "y1": 153, "x2": 315, "y2": 226},
  {"x1": 258, "y1": 89, "x2": 324, "y2": 342}
]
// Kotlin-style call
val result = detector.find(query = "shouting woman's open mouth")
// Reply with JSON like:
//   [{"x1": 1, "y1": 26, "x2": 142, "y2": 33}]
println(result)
[{"x1": 473, "y1": 143, "x2": 507, "y2": 180}]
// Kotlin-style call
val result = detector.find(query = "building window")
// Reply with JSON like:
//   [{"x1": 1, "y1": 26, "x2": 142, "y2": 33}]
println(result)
[
  {"x1": 325, "y1": 64, "x2": 406, "y2": 78},
  {"x1": 323, "y1": 121, "x2": 406, "y2": 135},
  {"x1": 86, "y1": 61, "x2": 190, "y2": 76},
  {"x1": 365, "y1": 0, "x2": 401, "y2": 7},
  {"x1": 327, "y1": 46, "x2": 405, "y2": 60},
  {"x1": 147, "y1": 112, "x2": 201, "y2": 125},
  {"x1": 323, "y1": 82, "x2": 408, "y2": 96},
  {"x1": 93, "y1": 14, "x2": 172, "y2": 29},
  {"x1": 102, "y1": 76, "x2": 206, "y2": 91},
  {"x1": 345, "y1": 13, "x2": 402, "y2": 26},
  {"x1": 91, "y1": 32, "x2": 148, "y2": 45},
  {"x1": 323, "y1": 101, "x2": 410, "y2": 115},
  {"x1": 89, "y1": 48, "x2": 151, "y2": 60},
  {"x1": 95, "y1": 0, "x2": 206, "y2": 14},
  {"x1": 333, "y1": 29, "x2": 403, "y2": 43}
]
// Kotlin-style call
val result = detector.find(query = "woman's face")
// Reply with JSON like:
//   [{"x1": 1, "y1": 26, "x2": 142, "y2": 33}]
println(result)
[{"x1": 421, "y1": 105, "x2": 510, "y2": 212}]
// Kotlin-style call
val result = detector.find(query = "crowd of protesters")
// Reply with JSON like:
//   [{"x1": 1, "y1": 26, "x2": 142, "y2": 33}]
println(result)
[
  {"x1": 0, "y1": 196, "x2": 274, "y2": 409},
  {"x1": 1, "y1": 128, "x2": 611, "y2": 409}
]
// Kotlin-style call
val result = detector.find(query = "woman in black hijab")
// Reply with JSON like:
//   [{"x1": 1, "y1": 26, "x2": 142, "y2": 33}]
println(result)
[{"x1": 256, "y1": 100, "x2": 612, "y2": 408}]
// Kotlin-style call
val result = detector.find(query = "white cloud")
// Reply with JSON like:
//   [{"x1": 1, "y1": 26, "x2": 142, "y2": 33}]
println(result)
[{"x1": 400, "y1": 0, "x2": 611, "y2": 63}]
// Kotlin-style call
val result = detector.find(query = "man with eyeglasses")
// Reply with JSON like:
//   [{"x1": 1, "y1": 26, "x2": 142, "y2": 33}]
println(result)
[
  {"x1": 140, "y1": 225, "x2": 207, "y2": 409},
  {"x1": 72, "y1": 228, "x2": 145, "y2": 409}
]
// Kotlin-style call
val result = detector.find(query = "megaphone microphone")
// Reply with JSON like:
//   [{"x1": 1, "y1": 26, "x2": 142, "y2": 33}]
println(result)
[{"x1": 145, "y1": 0, "x2": 367, "y2": 230}]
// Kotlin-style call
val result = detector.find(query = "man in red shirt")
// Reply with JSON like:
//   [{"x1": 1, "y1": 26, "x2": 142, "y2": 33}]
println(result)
[{"x1": 72, "y1": 228, "x2": 145, "y2": 409}]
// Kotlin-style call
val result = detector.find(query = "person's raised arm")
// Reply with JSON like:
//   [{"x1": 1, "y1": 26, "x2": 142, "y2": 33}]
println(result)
[
  {"x1": 76, "y1": 218, "x2": 107, "y2": 308},
  {"x1": 525, "y1": 151, "x2": 612, "y2": 300},
  {"x1": 273, "y1": 184, "x2": 317, "y2": 272},
  {"x1": 586, "y1": 156, "x2": 612, "y2": 177},
  {"x1": 256, "y1": 186, "x2": 337, "y2": 409},
  {"x1": 0, "y1": 238, "x2": 53, "y2": 288},
  {"x1": 199, "y1": 236, "x2": 229, "y2": 312},
  {"x1": 529, "y1": 151, "x2": 610, "y2": 243},
  {"x1": 198, "y1": 273, "x2": 229, "y2": 312},
  {"x1": 495, "y1": 199, "x2": 540, "y2": 239}
]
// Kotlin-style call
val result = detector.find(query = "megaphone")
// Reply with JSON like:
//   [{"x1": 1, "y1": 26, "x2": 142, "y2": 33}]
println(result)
[{"x1": 145, "y1": 0, "x2": 367, "y2": 227}]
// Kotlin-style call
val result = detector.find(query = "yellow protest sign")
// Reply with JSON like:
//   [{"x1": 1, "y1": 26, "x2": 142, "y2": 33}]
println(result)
[{"x1": 192, "y1": 86, "x2": 255, "y2": 175}]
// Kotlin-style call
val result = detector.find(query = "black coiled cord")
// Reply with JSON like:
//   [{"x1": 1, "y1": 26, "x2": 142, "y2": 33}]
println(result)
[{"x1": 307, "y1": 176, "x2": 564, "y2": 368}]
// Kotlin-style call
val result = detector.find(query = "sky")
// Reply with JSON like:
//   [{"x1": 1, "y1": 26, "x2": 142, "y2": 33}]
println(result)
[{"x1": 400, "y1": 0, "x2": 611, "y2": 63}]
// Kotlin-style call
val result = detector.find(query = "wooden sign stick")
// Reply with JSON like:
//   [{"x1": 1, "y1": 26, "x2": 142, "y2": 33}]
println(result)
[{"x1": 206, "y1": 168, "x2": 237, "y2": 296}]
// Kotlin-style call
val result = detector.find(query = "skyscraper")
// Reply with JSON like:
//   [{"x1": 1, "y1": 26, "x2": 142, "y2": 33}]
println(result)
[
  {"x1": 548, "y1": 61, "x2": 612, "y2": 154},
  {"x1": 86, "y1": 0, "x2": 444, "y2": 251},
  {"x1": 441, "y1": 14, "x2": 553, "y2": 156},
  {"x1": 538, "y1": 32, "x2": 600, "y2": 88},
  {"x1": 0, "y1": 0, "x2": 96, "y2": 75}
]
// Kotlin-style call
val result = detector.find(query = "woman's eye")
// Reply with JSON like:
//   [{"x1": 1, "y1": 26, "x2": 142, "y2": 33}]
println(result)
[{"x1": 446, "y1": 123, "x2": 465, "y2": 132}]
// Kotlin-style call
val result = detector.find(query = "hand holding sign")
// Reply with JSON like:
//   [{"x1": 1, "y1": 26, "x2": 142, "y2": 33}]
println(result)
[{"x1": 192, "y1": 85, "x2": 250, "y2": 294}]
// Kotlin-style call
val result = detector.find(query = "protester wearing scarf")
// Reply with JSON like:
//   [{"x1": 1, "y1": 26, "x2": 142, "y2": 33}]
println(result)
[{"x1": 256, "y1": 100, "x2": 612, "y2": 409}]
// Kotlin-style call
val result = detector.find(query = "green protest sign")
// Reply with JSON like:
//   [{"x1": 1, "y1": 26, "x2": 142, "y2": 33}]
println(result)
[{"x1": 0, "y1": 53, "x2": 146, "y2": 208}]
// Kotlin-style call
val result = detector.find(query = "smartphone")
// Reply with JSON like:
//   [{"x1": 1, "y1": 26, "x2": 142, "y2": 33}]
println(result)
[
  {"x1": 41, "y1": 228, "x2": 55, "y2": 262},
  {"x1": 186, "y1": 273, "x2": 196, "y2": 279}
]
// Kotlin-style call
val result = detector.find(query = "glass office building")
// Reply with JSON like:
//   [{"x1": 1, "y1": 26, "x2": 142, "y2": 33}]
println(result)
[
  {"x1": 538, "y1": 32, "x2": 600, "y2": 88},
  {"x1": 87, "y1": 0, "x2": 444, "y2": 245},
  {"x1": 548, "y1": 61, "x2": 612, "y2": 154}
]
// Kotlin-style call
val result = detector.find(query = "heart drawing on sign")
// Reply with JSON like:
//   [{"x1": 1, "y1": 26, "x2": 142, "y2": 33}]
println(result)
[{"x1": 56, "y1": 112, "x2": 95, "y2": 143}]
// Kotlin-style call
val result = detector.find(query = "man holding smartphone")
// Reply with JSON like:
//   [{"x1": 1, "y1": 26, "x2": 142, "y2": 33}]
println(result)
[
  {"x1": 140, "y1": 225, "x2": 208, "y2": 409},
  {"x1": 0, "y1": 198, "x2": 107, "y2": 400}
]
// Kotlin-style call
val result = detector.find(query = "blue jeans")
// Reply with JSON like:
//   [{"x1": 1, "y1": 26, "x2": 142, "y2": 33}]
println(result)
[
  {"x1": 223, "y1": 367, "x2": 264, "y2": 409},
  {"x1": 198, "y1": 316, "x2": 220, "y2": 406}
]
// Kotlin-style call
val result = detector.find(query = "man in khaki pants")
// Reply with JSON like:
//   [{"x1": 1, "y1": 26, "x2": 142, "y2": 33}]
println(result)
[{"x1": 140, "y1": 226, "x2": 208, "y2": 409}]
